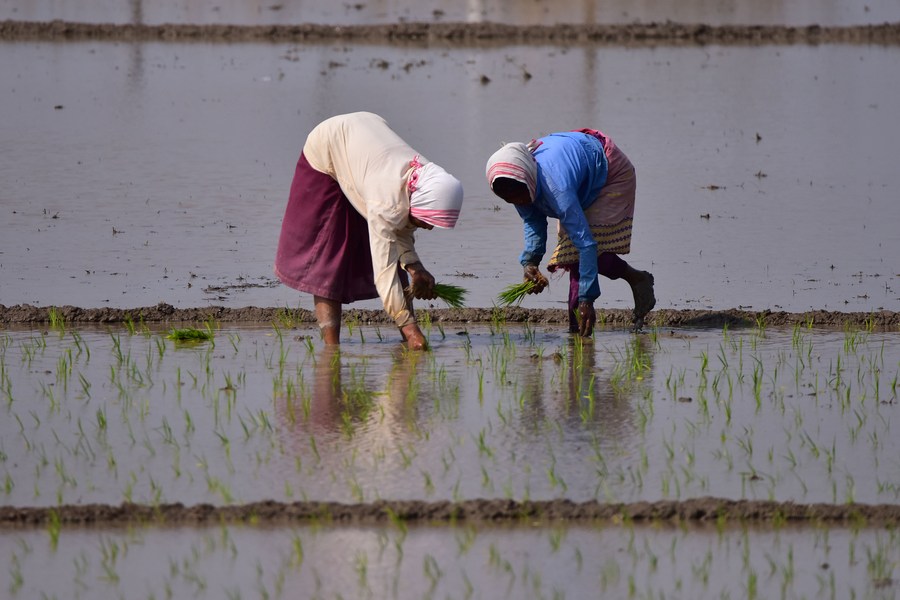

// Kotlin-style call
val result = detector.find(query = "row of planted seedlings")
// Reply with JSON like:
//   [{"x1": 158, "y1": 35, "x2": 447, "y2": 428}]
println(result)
[
  {"x1": 639, "y1": 315, "x2": 898, "y2": 503},
  {"x1": 2, "y1": 310, "x2": 900, "y2": 599},
  {"x1": 7, "y1": 504, "x2": 900, "y2": 599},
  {"x1": 1, "y1": 309, "x2": 898, "y2": 509}
]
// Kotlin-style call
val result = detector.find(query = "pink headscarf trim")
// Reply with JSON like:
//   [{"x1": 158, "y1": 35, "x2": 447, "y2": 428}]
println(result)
[
  {"x1": 408, "y1": 157, "x2": 464, "y2": 229},
  {"x1": 485, "y1": 139, "x2": 541, "y2": 201}
]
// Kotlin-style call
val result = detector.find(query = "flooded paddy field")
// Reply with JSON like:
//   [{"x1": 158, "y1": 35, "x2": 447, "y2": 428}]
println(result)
[
  {"x1": 1, "y1": 317, "x2": 899, "y2": 597},
  {"x1": 2, "y1": 1, "x2": 900, "y2": 597},
  {"x1": 5, "y1": 519, "x2": 900, "y2": 599},
  {"x1": 1, "y1": 318, "x2": 898, "y2": 506},
  {"x1": 2, "y1": 16, "x2": 899, "y2": 314}
]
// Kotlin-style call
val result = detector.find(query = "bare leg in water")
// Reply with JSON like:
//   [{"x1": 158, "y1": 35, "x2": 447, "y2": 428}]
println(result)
[
  {"x1": 314, "y1": 295, "x2": 341, "y2": 344},
  {"x1": 567, "y1": 253, "x2": 655, "y2": 333}
]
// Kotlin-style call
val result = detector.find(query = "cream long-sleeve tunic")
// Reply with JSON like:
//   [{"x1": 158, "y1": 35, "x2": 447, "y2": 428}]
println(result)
[{"x1": 303, "y1": 112, "x2": 424, "y2": 328}]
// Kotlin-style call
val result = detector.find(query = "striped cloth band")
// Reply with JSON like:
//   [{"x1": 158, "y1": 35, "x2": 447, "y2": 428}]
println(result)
[{"x1": 485, "y1": 142, "x2": 538, "y2": 201}]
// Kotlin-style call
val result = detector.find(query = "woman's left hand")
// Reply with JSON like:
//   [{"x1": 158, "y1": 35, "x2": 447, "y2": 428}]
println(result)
[{"x1": 406, "y1": 262, "x2": 436, "y2": 299}]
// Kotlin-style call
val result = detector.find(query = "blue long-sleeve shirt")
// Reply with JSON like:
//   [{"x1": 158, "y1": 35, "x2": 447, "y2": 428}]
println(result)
[{"x1": 516, "y1": 132, "x2": 608, "y2": 303}]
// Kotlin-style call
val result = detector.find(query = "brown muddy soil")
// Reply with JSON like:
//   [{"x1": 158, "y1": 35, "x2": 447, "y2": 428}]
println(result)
[
  {"x1": 1, "y1": 303, "x2": 897, "y2": 330},
  {"x1": 2, "y1": 497, "x2": 900, "y2": 529},
  {"x1": 2, "y1": 19, "x2": 899, "y2": 46}
]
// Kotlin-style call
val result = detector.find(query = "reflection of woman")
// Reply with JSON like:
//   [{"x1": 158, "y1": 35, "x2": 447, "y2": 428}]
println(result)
[
  {"x1": 306, "y1": 346, "x2": 423, "y2": 436},
  {"x1": 486, "y1": 129, "x2": 655, "y2": 336},
  {"x1": 275, "y1": 112, "x2": 464, "y2": 351}
]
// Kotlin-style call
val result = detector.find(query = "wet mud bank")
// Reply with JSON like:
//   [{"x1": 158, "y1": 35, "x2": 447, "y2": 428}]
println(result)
[
  {"x1": 0, "y1": 303, "x2": 897, "y2": 330},
  {"x1": 3, "y1": 497, "x2": 900, "y2": 528},
  {"x1": 2, "y1": 19, "x2": 899, "y2": 46}
]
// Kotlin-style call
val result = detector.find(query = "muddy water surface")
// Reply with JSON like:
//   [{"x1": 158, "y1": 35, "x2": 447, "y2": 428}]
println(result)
[
  {"x1": 3, "y1": 336, "x2": 895, "y2": 580},
  {"x1": 1, "y1": 320, "x2": 899, "y2": 597},
  {"x1": 2, "y1": 7, "x2": 900, "y2": 598},
  {"x1": 1, "y1": 322, "x2": 897, "y2": 508},
  {"x1": 1, "y1": 38, "x2": 898, "y2": 313},
  {"x1": 5, "y1": 519, "x2": 899, "y2": 599}
]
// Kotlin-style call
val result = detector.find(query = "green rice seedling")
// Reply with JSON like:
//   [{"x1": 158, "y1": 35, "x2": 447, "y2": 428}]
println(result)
[
  {"x1": 48, "y1": 306, "x2": 66, "y2": 332},
  {"x1": 290, "y1": 533, "x2": 304, "y2": 569},
  {"x1": 354, "y1": 550, "x2": 369, "y2": 590},
  {"x1": 496, "y1": 280, "x2": 538, "y2": 306},
  {"x1": 167, "y1": 325, "x2": 215, "y2": 343},
  {"x1": 406, "y1": 282, "x2": 468, "y2": 308},
  {"x1": 423, "y1": 554, "x2": 443, "y2": 590},
  {"x1": 345, "y1": 314, "x2": 358, "y2": 337},
  {"x1": 47, "y1": 508, "x2": 61, "y2": 550},
  {"x1": 8, "y1": 553, "x2": 23, "y2": 594},
  {"x1": 432, "y1": 282, "x2": 468, "y2": 308},
  {"x1": 123, "y1": 313, "x2": 136, "y2": 335},
  {"x1": 227, "y1": 333, "x2": 240, "y2": 353}
]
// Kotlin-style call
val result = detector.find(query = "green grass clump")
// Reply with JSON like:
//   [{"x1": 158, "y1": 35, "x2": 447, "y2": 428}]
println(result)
[
  {"x1": 496, "y1": 280, "x2": 538, "y2": 306},
  {"x1": 405, "y1": 282, "x2": 468, "y2": 308},
  {"x1": 167, "y1": 327, "x2": 214, "y2": 343}
]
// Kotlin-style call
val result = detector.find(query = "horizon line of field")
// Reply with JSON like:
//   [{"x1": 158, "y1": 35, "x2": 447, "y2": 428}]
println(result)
[{"x1": 1, "y1": 20, "x2": 900, "y2": 46}]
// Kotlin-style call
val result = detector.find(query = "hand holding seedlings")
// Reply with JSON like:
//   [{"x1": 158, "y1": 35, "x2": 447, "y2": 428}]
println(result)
[
  {"x1": 496, "y1": 265, "x2": 549, "y2": 306},
  {"x1": 407, "y1": 282, "x2": 468, "y2": 308},
  {"x1": 523, "y1": 264, "x2": 549, "y2": 293},
  {"x1": 497, "y1": 280, "x2": 539, "y2": 306},
  {"x1": 405, "y1": 262, "x2": 437, "y2": 300}
]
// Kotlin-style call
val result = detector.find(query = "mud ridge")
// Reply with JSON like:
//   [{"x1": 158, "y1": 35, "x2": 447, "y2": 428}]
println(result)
[
  {"x1": 0, "y1": 303, "x2": 897, "y2": 330},
  {"x1": 2, "y1": 19, "x2": 900, "y2": 46},
  {"x1": 2, "y1": 497, "x2": 899, "y2": 529}
]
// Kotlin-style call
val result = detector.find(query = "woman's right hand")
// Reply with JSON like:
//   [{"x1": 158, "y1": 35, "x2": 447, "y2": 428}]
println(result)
[
  {"x1": 400, "y1": 323, "x2": 429, "y2": 351},
  {"x1": 406, "y1": 262, "x2": 437, "y2": 300},
  {"x1": 523, "y1": 264, "x2": 549, "y2": 294}
]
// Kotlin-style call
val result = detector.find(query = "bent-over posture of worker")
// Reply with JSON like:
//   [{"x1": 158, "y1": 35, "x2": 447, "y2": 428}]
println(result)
[
  {"x1": 486, "y1": 128, "x2": 654, "y2": 337},
  {"x1": 275, "y1": 112, "x2": 464, "y2": 350}
]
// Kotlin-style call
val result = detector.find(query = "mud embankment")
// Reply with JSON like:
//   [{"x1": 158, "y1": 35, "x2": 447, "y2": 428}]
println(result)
[
  {"x1": 2, "y1": 497, "x2": 900, "y2": 529},
  {"x1": 0, "y1": 303, "x2": 897, "y2": 330},
  {"x1": 2, "y1": 20, "x2": 900, "y2": 46}
]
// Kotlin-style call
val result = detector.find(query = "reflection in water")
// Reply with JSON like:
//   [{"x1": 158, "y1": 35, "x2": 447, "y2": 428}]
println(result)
[
  {"x1": 127, "y1": 0, "x2": 144, "y2": 91},
  {"x1": 511, "y1": 331, "x2": 655, "y2": 448},
  {"x1": 275, "y1": 344, "x2": 429, "y2": 467},
  {"x1": 564, "y1": 336, "x2": 653, "y2": 433}
]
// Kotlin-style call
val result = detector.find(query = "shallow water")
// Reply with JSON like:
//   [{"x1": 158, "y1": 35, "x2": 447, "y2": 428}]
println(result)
[
  {"x1": 1, "y1": 322, "x2": 897, "y2": 508},
  {"x1": 4, "y1": 519, "x2": 899, "y2": 599},
  {"x1": 3, "y1": 0, "x2": 900, "y2": 26},
  {"x1": 1, "y1": 39, "x2": 898, "y2": 313},
  {"x1": 2, "y1": 8, "x2": 899, "y2": 598}
]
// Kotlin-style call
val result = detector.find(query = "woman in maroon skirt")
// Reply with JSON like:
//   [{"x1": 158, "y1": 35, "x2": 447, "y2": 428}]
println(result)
[{"x1": 275, "y1": 112, "x2": 464, "y2": 350}]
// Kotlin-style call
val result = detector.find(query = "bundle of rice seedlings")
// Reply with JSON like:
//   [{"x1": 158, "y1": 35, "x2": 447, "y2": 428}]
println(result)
[
  {"x1": 405, "y1": 282, "x2": 468, "y2": 308},
  {"x1": 496, "y1": 280, "x2": 539, "y2": 306},
  {"x1": 167, "y1": 327, "x2": 214, "y2": 342}
]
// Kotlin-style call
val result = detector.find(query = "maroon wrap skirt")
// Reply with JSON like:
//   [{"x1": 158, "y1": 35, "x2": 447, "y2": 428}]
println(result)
[{"x1": 274, "y1": 153, "x2": 380, "y2": 303}]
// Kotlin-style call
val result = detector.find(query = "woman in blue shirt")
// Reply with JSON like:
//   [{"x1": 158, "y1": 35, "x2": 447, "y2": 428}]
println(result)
[{"x1": 486, "y1": 128, "x2": 655, "y2": 336}]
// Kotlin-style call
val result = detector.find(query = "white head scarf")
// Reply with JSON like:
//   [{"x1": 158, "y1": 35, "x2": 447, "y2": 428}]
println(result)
[
  {"x1": 408, "y1": 160, "x2": 464, "y2": 229},
  {"x1": 485, "y1": 140, "x2": 541, "y2": 201}
]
